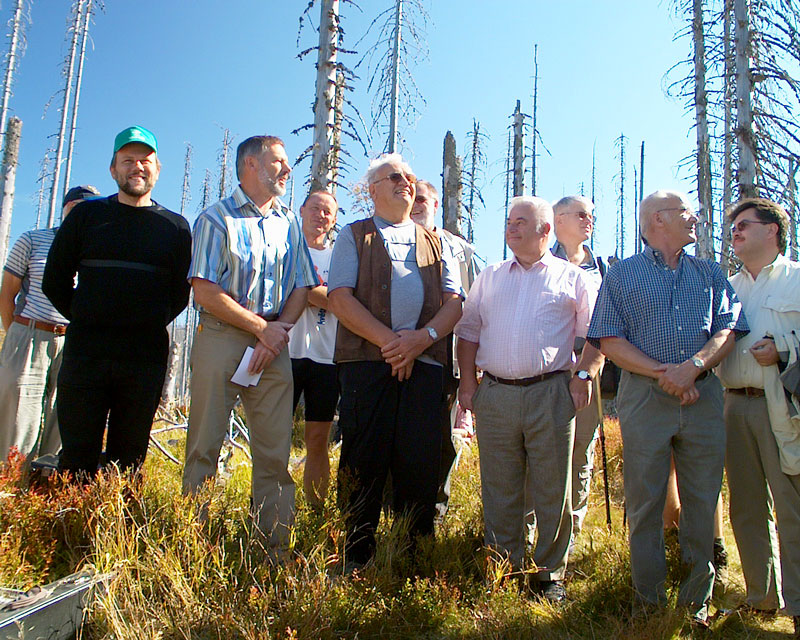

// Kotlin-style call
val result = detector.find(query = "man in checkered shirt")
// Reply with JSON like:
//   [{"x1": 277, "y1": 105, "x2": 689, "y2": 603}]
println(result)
[{"x1": 587, "y1": 189, "x2": 748, "y2": 626}]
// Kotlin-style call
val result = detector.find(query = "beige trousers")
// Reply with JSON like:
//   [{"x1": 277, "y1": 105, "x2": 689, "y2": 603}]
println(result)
[
  {"x1": 0, "y1": 320, "x2": 63, "y2": 462},
  {"x1": 183, "y1": 313, "x2": 295, "y2": 547},
  {"x1": 725, "y1": 392, "x2": 800, "y2": 615}
]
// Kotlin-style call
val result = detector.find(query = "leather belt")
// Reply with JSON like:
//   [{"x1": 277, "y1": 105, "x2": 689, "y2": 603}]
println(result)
[
  {"x1": 727, "y1": 386, "x2": 765, "y2": 398},
  {"x1": 259, "y1": 314, "x2": 280, "y2": 322},
  {"x1": 14, "y1": 315, "x2": 66, "y2": 336},
  {"x1": 484, "y1": 370, "x2": 568, "y2": 387}
]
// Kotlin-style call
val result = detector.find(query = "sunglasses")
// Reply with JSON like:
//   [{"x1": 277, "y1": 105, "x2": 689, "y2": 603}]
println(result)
[
  {"x1": 372, "y1": 171, "x2": 417, "y2": 186},
  {"x1": 730, "y1": 219, "x2": 772, "y2": 234}
]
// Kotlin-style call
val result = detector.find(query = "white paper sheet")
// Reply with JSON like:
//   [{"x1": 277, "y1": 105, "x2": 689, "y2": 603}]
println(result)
[{"x1": 230, "y1": 346, "x2": 263, "y2": 387}]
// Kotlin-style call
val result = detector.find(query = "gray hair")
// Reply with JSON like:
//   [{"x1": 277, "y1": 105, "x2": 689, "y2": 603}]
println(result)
[
  {"x1": 364, "y1": 152, "x2": 414, "y2": 185},
  {"x1": 553, "y1": 195, "x2": 594, "y2": 215},
  {"x1": 235, "y1": 135, "x2": 285, "y2": 180},
  {"x1": 509, "y1": 195, "x2": 554, "y2": 233},
  {"x1": 416, "y1": 180, "x2": 439, "y2": 201}
]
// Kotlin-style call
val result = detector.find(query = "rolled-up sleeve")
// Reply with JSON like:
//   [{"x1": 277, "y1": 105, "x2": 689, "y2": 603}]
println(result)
[{"x1": 454, "y1": 268, "x2": 485, "y2": 343}]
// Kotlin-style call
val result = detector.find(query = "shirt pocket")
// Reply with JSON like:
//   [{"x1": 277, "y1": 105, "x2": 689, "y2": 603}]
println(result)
[{"x1": 764, "y1": 295, "x2": 800, "y2": 314}]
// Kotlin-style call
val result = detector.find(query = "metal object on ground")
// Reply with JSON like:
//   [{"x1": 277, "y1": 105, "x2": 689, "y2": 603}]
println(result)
[{"x1": 0, "y1": 570, "x2": 113, "y2": 640}]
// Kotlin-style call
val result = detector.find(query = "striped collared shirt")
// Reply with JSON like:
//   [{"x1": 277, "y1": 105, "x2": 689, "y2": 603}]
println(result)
[
  {"x1": 4, "y1": 228, "x2": 68, "y2": 324},
  {"x1": 587, "y1": 245, "x2": 748, "y2": 363},
  {"x1": 189, "y1": 186, "x2": 317, "y2": 315},
  {"x1": 454, "y1": 250, "x2": 595, "y2": 378}
]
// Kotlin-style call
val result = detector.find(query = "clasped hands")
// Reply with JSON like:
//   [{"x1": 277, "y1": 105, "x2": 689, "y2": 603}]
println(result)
[
  {"x1": 653, "y1": 361, "x2": 701, "y2": 406},
  {"x1": 248, "y1": 320, "x2": 294, "y2": 374},
  {"x1": 380, "y1": 329, "x2": 432, "y2": 381}
]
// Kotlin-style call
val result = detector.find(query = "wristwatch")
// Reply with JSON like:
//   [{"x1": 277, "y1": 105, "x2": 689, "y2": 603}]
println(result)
[
  {"x1": 690, "y1": 356, "x2": 705, "y2": 370},
  {"x1": 426, "y1": 326, "x2": 438, "y2": 342},
  {"x1": 575, "y1": 370, "x2": 592, "y2": 381}
]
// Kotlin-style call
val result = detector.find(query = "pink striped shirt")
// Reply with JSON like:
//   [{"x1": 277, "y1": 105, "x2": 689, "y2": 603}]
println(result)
[{"x1": 454, "y1": 250, "x2": 596, "y2": 378}]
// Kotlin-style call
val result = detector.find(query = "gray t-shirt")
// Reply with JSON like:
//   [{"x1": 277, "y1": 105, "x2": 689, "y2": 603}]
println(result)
[{"x1": 328, "y1": 216, "x2": 463, "y2": 362}]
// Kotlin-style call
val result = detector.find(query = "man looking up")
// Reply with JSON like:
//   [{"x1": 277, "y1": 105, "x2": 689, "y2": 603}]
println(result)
[
  {"x1": 410, "y1": 178, "x2": 478, "y2": 520},
  {"x1": 456, "y1": 196, "x2": 602, "y2": 602},
  {"x1": 42, "y1": 127, "x2": 192, "y2": 476},
  {"x1": 288, "y1": 190, "x2": 339, "y2": 508},
  {"x1": 183, "y1": 135, "x2": 316, "y2": 551},
  {"x1": 551, "y1": 195, "x2": 605, "y2": 540},
  {"x1": 587, "y1": 189, "x2": 747, "y2": 626},
  {"x1": 328, "y1": 154, "x2": 463, "y2": 570},
  {"x1": 716, "y1": 198, "x2": 800, "y2": 634},
  {"x1": 0, "y1": 185, "x2": 99, "y2": 464}
]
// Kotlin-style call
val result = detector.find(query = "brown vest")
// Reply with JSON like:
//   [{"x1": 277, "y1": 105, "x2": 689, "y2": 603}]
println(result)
[{"x1": 333, "y1": 217, "x2": 447, "y2": 365}]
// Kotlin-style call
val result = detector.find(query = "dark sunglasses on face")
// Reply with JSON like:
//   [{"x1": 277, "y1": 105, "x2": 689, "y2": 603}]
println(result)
[
  {"x1": 730, "y1": 219, "x2": 772, "y2": 234},
  {"x1": 372, "y1": 171, "x2": 416, "y2": 186}
]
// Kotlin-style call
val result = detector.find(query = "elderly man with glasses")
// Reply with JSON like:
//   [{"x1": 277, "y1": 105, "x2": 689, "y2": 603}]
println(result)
[
  {"x1": 327, "y1": 153, "x2": 463, "y2": 571},
  {"x1": 587, "y1": 189, "x2": 748, "y2": 627}
]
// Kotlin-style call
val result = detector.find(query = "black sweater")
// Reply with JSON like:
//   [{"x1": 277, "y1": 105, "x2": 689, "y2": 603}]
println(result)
[{"x1": 42, "y1": 195, "x2": 192, "y2": 363}]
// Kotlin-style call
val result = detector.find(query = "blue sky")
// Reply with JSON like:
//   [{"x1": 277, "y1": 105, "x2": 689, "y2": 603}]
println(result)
[{"x1": 4, "y1": 0, "x2": 695, "y2": 266}]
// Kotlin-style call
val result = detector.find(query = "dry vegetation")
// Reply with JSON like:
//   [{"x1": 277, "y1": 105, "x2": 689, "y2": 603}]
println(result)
[{"x1": 0, "y1": 412, "x2": 795, "y2": 639}]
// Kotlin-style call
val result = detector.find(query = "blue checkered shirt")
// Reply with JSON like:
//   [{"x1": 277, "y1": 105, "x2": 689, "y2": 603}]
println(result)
[
  {"x1": 587, "y1": 245, "x2": 748, "y2": 363},
  {"x1": 189, "y1": 186, "x2": 318, "y2": 316}
]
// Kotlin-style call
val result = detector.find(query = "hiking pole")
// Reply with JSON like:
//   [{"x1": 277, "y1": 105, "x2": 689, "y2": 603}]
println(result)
[{"x1": 594, "y1": 376, "x2": 612, "y2": 531}]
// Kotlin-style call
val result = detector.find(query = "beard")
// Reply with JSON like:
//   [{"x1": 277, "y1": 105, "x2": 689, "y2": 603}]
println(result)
[
  {"x1": 116, "y1": 172, "x2": 156, "y2": 198},
  {"x1": 258, "y1": 166, "x2": 287, "y2": 198}
]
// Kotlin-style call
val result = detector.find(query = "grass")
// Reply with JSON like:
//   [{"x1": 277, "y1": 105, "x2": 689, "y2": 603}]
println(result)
[{"x1": 0, "y1": 412, "x2": 796, "y2": 639}]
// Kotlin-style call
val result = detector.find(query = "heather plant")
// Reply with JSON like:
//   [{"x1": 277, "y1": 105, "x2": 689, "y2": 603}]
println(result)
[{"x1": 0, "y1": 418, "x2": 796, "y2": 638}]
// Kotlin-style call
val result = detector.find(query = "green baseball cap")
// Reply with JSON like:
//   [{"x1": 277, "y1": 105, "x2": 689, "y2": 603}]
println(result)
[{"x1": 113, "y1": 125, "x2": 158, "y2": 154}]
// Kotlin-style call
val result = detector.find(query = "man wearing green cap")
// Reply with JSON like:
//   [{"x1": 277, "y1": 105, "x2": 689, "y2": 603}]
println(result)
[{"x1": 42, "y1": 126, "x2": 192, "y2": 477}]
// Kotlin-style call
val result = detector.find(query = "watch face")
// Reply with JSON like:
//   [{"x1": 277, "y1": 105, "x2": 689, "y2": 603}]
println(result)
[{"x1": 577, "y1": 370, "x2": 590, "y2": 381}]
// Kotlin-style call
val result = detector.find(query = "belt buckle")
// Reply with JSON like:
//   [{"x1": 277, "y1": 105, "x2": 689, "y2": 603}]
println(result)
[{"x1": 54, "y1": 324, "x2": 66, "y2": 336}]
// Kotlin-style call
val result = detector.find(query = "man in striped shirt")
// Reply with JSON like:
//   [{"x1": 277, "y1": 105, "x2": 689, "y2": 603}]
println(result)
[
  {"x1": 183, "y1": 135, "x2": 317, "y2": 551},
  {"x1": 0, "y1": 185, "x2": 99, "y2": 465},
  {"x1": 455, "y1": 196, "x2": 603, "y2": 602}
]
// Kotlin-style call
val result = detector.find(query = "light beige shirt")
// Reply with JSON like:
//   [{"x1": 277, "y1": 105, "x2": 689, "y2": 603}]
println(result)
[{"x1": 717, "y1": 253, "x2": 800, "y2": 389}]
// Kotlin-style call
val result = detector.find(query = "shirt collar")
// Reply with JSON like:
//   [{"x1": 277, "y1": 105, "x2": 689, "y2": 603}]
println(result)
[
  {"x1": 510, "y1": 249, "x2": 556, "y2": 271},
  {"x1": 232, "y1": 185, "x2": 288, "y2": 218},
  {"x1": 742, "y1": 252, "x2": 789, "y2": 281},
  {"x1": 552, "y1": 241, "x2": 597, "y2": 267},
  {"x1": 643, "y1": 244, "x2": 684, "y2": 269}
]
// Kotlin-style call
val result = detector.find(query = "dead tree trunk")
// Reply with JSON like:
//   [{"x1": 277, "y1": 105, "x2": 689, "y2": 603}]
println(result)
[
  {"x1": 512, "y1": 100, "x2": 524, "y2": 197},
  {"x1": 638, "y1": 141, "x2": 645, "y2": 253},
  {"x1": 693, "y1": 0, "x2": 714, "y2": 259},
  {"x1": 387, "y1": 0, "x2": 402, "y2": 153},
  {"x1": 734, "y1": 0, "x2": 756, "y2": 197},
  {"x1": 62, "y1": 0, "x2": 92, "y2": 204},
  {"x1": 0, "y1": 0, "x2": 24, "y2": 148},
  {"x1": 442, "y1": 130, "x2": 462, "y2": 235},
  {"x1": 616, "y1": 134, "x2": 627, "y2": 258},
  {"x1": 789, "y1": 160, "x2": 798, "y2": 260},
  {"x1": 35, "y1": 151, "x2": 49, "y2": 229},
  {"x1": 465, "y1": 120, "x2": 480, "y2": 244},
  {"x1": 0, "y1": 116, "x2": 20, "y2": 267},
  {"x1": 47, "y1": 0, "x2": 83, "y2": 228},
  {"x1": 219, "y1": 128, "x2": 232, "y2": 199},
  {"x1": 331, "y1": 68, "x2": 345, "y2": 193},
  {"x1": 591, "y1": 141, "x2": 596, "y2": 251},
  {"x1": 310, "y1": 0, "x2": 339, "y2": 193},
  {"x1": 531, "y1": 44, "x2": 538, "y2": 196},
  {"x1": 721, "y1": 0, "x2": 735, "y2": 273}
]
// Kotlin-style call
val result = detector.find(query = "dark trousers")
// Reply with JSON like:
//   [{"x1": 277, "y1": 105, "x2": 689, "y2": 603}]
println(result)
[
  {"x1": 57, "y1": 354, "x2": 166, "y2": 475},
  {"x1": 337, "y1": 360, "x2": 442, "y2": 564},
  {"x1": 436, "y1": 364, "x2": 459, "y2": 509}
]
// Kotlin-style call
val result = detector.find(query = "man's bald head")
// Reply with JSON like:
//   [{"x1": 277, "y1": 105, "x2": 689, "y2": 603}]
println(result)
[{"x1": 639, "y1": 190, "x2": 689, "y2": 238}]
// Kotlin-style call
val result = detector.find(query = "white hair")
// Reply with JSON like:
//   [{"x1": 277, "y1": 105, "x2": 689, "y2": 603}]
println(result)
[
  {"x1": 364, "y1": 153, "x2": 414, "y2": 184},
  {"x1": 639, "y1": 189, "x2": 689, "y2": 237},
  {"x1": 509, "y1": 195, "x2": 554, "y2": 233},
  {"x1": 552, "y1": 195, "x2": 594, "y2": 215}
]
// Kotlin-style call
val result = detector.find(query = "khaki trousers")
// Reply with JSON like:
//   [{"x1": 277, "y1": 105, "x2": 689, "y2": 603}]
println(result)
[
  {"x1": 571, "y1": 399, "x2": 602, "y2": 535},
  {"x1": 725, "y1": 392, "x2": 800, "y2": 615},
  {"x1": 473, "y1": 372, "x2": 575, "y2": 577},
  {"x1": 183, "y1": 313, "x2": 295, "y2": 547},
  {"x1": 0, "y1": 320, "x2": 63, "y2": 462}
]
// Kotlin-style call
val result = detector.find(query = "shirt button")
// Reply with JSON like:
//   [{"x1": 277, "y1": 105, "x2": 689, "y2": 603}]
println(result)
[
  {"x1": 675, "y1": 306, "x2": 679, "y2": 310},
  {"x1": 677, "y1": 326, "x2": 682, "y2": 331},
  {"x1": 680, "y1": 350, "x2": 685, "y2": 355},
  {"x1": 381, "y1": 284, "x2": 387, "y2": 290}
]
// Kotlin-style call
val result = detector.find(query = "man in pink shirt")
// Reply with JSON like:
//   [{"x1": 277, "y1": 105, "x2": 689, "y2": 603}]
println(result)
[{"x1": 455, "y1": 196, "x2": 603, "y2": 602}]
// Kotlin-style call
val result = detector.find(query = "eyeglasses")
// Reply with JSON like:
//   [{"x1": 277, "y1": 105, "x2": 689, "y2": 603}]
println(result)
[
  {"x1": 730, "y1": 219, "x2": 773, "y2": 234},
  {"x1": 371, "y1": 171, "x2": 416, "y2": 186},
  {"x1": 559, "y1": 211, "x2": 594, "y2": 222},
  {"x1": 657, "y1": 207, "x2": 693, "y2": 215}
]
